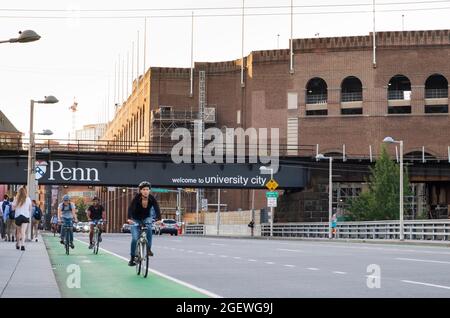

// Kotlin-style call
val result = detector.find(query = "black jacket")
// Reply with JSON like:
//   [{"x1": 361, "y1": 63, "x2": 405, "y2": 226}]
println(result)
[{"x1": 127, "y1": 193, "x2": 161, "y2": 221}]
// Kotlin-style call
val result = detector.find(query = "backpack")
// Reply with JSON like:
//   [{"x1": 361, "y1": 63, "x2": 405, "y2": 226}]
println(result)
[
  {"x1": 8, "y1": 205, "x2": 15, "y2": 220},
  {"x1": 33, "y1": 207, "x2": 42, "y2": 220}
]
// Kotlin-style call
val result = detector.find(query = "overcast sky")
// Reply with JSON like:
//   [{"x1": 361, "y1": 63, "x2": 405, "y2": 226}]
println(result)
[{"x1": 1, "y1": 0, "x2": 449, "y2": 140}]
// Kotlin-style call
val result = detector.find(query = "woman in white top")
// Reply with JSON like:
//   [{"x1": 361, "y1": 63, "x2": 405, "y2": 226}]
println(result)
[{"x1": 12, "y1": 186, "x2": 32, "y2": 251}]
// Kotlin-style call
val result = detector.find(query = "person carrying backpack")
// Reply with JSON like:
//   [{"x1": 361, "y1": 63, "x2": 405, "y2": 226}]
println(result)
[
  {"x1": 31, "y1": 200, "x2": 42, "y2": 242},
  {"x1": 0, "y1": 194, "x2": 6, "y2": 239},
  {"x1": 3, "y1": 198, "x2": 15, "y2": 242}
]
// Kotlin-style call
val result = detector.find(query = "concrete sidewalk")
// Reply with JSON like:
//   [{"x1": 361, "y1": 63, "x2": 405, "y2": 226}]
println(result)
[{"x1": 0, "y1": 234, "x2": 61, "y2": 298}]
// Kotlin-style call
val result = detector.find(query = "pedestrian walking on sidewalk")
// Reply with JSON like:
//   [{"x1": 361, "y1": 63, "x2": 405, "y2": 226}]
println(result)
[
  {"x1": 12, "y1": 187, "x2": 32, "y2": 251},
  {"x1": 3, "y1": 197, "x2": 15, "y2": 242},
  {"x1": 31, "y1": 200, "x2": 42, "y2": 242},
  {"x1": 0, "y1": 194, "x2": 9, "y2": 239}
]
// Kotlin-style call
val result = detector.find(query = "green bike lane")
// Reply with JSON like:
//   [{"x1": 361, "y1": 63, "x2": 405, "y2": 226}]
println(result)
[{"x1": 42, "y1": 234, "x2": 211, "y2": 298}]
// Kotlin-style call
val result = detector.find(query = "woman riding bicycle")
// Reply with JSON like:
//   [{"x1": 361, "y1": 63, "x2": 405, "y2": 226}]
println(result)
[{"x1": 127, "y1": 181, "x2": 161, "y2": 266}]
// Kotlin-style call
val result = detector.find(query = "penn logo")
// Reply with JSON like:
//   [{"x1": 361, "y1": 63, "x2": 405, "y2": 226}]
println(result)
[{"x1": 35, "y1": 161, "x2": 48, "y2": 180}]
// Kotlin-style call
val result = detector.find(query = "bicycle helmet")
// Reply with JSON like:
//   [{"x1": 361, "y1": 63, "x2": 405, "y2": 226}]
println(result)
[
  {"x1": 138, "y1": 181, "x2": 151, "y2": 190},
  {"x1": 63, "y1": 195, "x2": 70, "y2": 201}
]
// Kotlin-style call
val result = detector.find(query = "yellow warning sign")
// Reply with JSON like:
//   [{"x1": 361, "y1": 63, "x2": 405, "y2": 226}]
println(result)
[{"x1": 265, "y1": 179, "x2": 279, "y2": 191}]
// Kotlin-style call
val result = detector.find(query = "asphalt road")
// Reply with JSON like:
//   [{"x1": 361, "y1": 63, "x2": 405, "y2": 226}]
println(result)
[{"x1": 74, "y1": 233, "x2": 450, "y2": 298}]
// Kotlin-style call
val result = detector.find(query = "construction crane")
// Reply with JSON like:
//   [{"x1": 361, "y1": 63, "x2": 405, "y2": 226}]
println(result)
[{"x1": 69, "y1": 98, "x2": 78, "y2": 140}]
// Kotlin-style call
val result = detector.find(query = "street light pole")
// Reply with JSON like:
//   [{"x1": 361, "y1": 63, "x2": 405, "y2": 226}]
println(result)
[
  {"x1": 399, "y1": 140, "x2": 404, "y2": 240},
  {"x1": 27, "y1": 96, "x2": 58, "y2": 240},
  {"x1": 328, "y1": 157, "x2": 333, "y2": 239},
  {"x1": 383, "y1": 137, "x2": 405, "y2": 241},
  {"x1": 27, "y1": 100, "x2": 35, "y2": 241},
  {"x1": 316, "y1": 154, "x2": 333, "y2": 239}
]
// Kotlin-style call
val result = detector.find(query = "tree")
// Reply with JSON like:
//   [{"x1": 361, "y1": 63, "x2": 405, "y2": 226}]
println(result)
[
  {"x1": 348, "y1": 145, "x2": 411, "y2": 221},
  {"x1": 75, "y1": 198, "x2": 88, "y2": 222}
]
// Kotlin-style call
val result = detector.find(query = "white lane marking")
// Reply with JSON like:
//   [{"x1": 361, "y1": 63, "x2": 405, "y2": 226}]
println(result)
[
  {"x1": 402, "y1": 280, "x2": 450, "y2": 290},
  {"x1": 74, "y1": 238, "x2": 222, "y2": 298},
  {"x1": 211, "y1": 243, "x2": 226, "y2": 246},
  {"x1": 395, "y1": 257, "x2": 450, "y2": 265},
  {"x1": 284, "y1": 265, "x2": 295, "y2": 268},
  {"x1": 277, "y1": 248, "x2": 303, "y2": 253},
  {"x1": 187, "y1": 250, "x2": 194, "y2": 253},
  {"x1": 233, "y1": 256, "x2": 242, "y2": 260},
  {"x1": 307, "y1": 267, "x2": 319, "y2": 271},
  {"x1": 248, "y1": 259, "x2": 257, "y2": 262},
  {"x1": 82, "y1": 260, "x2": 92, "y2": 263},
  {"x1": 179, "y1": 249, "x2": 185, "y2": 252},
  {"x1": 208, "y1": 253, "x2": 215, "y2": 256},
  {"x1": 219, "y1": 255, "x2": 228, "y2": 258},
  {"x1": 278, "y1": 241, "x2": 450, "y2": 255},
  {"x1": 265, "y1": 262, "x2": 275, "y2": 265},
  {"x1": 333, "y1": 271, "x2": 347, "y2": 275},
  {"x1": 197, "y1": 252, "x2": 204, "y2": 255}
]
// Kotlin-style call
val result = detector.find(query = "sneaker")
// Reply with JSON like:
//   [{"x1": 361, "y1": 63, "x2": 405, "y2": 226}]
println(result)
[
  {"x1": 128, "y1": 258, "x2": 136, "y2": 266},
  {"x1": 88, "y1": 243, "x2": 94, "y2": 249},
  {"x1": 147, "y1": 248, "x2": 154, "y2": 257},
  {"x1": 16, "y1": 245, "x2": 19, "y2": 250},
  {"x1": 35, "y1": 239, "x2": 38, "y2": 242},
  {"x1": 70, "y1": 243, "x2": 75, "y2": 249},
  {"x1": 21, "y1": 246, "x2": 25, "y2": 251}
]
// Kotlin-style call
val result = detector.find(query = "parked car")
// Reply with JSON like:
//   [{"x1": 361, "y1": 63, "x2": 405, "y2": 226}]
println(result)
[
  {"x1": 122, "y1": 223, "x2": 131, "y2": 233},
  {"x1": 157, "y1": 219, "x2": 179, "y2": 236}
]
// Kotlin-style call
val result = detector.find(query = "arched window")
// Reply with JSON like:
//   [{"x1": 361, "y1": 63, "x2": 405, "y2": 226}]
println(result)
[
  {"x1": 341, "y1": 76, "x2": 363, "y2": 102},
  {"x1": 425, "y1": 74, "x2": 448, "y2": 113},
  {"x1": 388, "y1": 75, "x2": 411, "y2": 100},
  {"x1": 341, "y1": 76, "x2": 363, "y2": 115},
  {"x1": 306, "y1": 77, "x2": 328, "y2": 116},
  {"x1": 388, "y1": 74, "x2": 412, "y2": 114}
]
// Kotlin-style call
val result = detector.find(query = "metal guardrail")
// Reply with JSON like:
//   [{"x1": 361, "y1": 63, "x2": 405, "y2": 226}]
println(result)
[
  {"x1": 341, "y1": 92, "x2": 363, "y2": 102},
  {"x1": 306, "y1": 94, "x2": 328, "y2": 104},
  {"x1": 261, "y1": 220, "x2": 450, "y2": 240},
  {"x1": 425, "y1": 88, "x2": 448, "y2": 99},
  {"x1": 185, "y1": 224, "x2": 205, "y2": 235},
  {"x1": 388, "y1": 90, "x2": 411, "y2": 100}
]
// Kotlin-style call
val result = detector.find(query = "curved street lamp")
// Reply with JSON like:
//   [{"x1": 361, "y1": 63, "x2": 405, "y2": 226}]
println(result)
[
  {"x1": 28, "y1": 95, "x2": 59, "y2": 240},
  {"x1": 0, "y1": 30, "x2": 41, "y2": 44},
  {"x1": 383, "y1": 136, "x2": 405, "y2": 241}
]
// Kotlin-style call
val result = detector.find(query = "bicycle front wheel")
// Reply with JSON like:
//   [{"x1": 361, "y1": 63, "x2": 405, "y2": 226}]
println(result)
[
  {"x1": 135, "y1": 242, "x2": 142, "y2": 275},
  {"x1": 141, "y1": 243, "x2": 149, "y2": 278},
  {"x1": 93, "y1": 230, "x2": 99, "y2": 255}
]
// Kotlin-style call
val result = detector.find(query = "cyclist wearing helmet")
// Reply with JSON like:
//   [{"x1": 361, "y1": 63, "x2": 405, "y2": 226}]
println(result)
[
  {"x1": 87, "y1": 196, "x2": 106, "y2": 249},
  {"x1": 127, "y1": 181, "x2": 161, "y2": 266},
  {"x1": 58, "y1": 194, "x2": 78, "y2": 249}
]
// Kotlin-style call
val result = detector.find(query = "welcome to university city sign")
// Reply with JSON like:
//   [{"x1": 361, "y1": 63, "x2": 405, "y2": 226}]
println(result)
[{"x1": 0, "y1": 158, "x2": 309, "y2": 189}]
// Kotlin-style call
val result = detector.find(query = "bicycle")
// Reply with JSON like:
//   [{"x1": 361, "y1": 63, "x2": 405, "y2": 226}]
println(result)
[
  {"x1": 61, "y1": 223, "x2": 73, "y2": 255},
  {"x1": 134, "y1": 224, "x2": 150, "y2": 278},
  {"x1": 91, "y1": 219, "x2": 105, "y2": 255}
]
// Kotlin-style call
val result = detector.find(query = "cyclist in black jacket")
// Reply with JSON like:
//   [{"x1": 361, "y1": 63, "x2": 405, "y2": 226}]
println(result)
[{"x1": 127, "y1": 181, "x2": 161, "y2": 266}]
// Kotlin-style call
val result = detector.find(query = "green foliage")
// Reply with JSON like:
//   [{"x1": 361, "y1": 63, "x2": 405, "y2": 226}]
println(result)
[
  {"x1": 347, "y1": 145, "x2": 411, "y2": 221},
  {"x1": 75, "y1": 198, "x2": 88, "y2": 222}
]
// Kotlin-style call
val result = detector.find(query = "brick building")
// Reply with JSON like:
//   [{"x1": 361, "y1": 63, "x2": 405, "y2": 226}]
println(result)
[{"x1": 100, "y1": 29, "x2": 450, "y2": 231}]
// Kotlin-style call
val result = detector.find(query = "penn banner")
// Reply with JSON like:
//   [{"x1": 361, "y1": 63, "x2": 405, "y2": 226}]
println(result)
[{"x1": 0, "y1": 158, "x2": 309, "y2": 189}]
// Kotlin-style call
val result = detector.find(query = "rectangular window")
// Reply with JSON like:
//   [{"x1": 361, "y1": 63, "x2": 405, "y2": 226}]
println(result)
[
  {"x1": 425, "y1": 105, "x2": 448, "y2": 114},
  {"x1": 341, "y1": 108, "x2": 363, "y2": 115},
  {"x1": 142, "y1": 107, "x2": 145, "y2": 138},
  {"x1": 306, "y1": 110, "x2": 327, "y2": 116},
  {"x1": 388, "y1": 106, "x2": 411, "y2": 114},
  {"x1": 287, "y1": 117, "x2": 298, "y2": 155},
  {"x1": 288, "y1": 92, "x2": 298, "y2": 109},
  {"x1": 237, "y1": 110, "x2": 241, "y2": 125}
]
